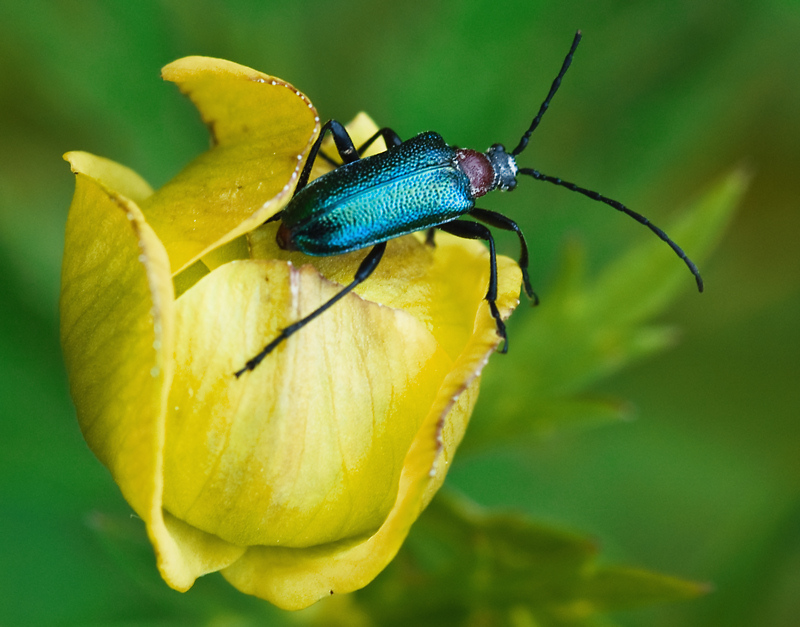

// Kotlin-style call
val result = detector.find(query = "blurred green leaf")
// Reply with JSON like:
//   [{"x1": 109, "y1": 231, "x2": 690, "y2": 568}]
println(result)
[
  {"x1": 467, "y1": 395, "x2": 635, "y2": 445},
  {"x1": 84, "y1": 511, "x2": 291, "y2": 627},
  {"x1": 577, "y1": 566, "x2": 710, "y2": 613},
  {"x1": 308, "y1": 492, "x2": 706, "y2": 627},
  {"x1": 464, "y1": 169, "x2": 748, "y2": 451}
]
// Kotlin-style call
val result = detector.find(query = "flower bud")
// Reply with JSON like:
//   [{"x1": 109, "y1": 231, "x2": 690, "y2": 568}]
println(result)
[{"x1": 61, "y1": 57, "x2": 522, "y2": 609}]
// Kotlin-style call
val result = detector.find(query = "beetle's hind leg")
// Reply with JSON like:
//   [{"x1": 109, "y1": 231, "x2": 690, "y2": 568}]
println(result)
[
  {"x1": 470, "y1": 208, "x2": 538, "y2": 305},
  {"x1": 318, "y1": 126, "x2": 403, "y2": 167},
  {"x1": 295, "y1": 120, "x2": 362, "y2": 194},
  {"x1": 234, "y1": 242, "x2": 388, "y2": 376},
  {"x1": 436, "y1": 220, "x2": 508, "y2": 353},
  {"x1": 357, "y1": 127, "x2": 403, "y2": 155},
  {"x1": 263, "y1": 119, "x2": 359, "y2": 225}
]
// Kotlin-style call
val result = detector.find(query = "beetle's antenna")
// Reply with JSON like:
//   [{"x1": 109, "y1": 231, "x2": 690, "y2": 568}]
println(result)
[
  {"x1": 511, "y1": 31, "x2": 582, "y2": 157},
  {"x1": 519, "y1": 168, "x2": 704, "y2": 292}
]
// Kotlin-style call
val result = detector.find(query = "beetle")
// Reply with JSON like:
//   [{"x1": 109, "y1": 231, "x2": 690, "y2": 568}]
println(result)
[{"x1": 235, "y1": 31, "x2": 702, "y2": 377}]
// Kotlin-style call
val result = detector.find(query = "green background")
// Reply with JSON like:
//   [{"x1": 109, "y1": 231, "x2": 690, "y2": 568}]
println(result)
[{"x1": 1, "y1": 1, "x2": 797, "y2": 625}]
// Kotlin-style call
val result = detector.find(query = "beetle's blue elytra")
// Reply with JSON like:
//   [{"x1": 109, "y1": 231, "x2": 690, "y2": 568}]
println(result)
[
  {"x1": 235, "y1": 31, "x2": 703, "y2": 377},
  {"x1": 277, "y1": 132, "x2": 476, "y2": 255}
]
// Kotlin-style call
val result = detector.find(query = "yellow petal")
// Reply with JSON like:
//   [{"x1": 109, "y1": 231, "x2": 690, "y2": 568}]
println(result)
[
  {"x1": 61, "y1": 153, "x2": 174, "y2": 522},
  {"x1": 64, "y1": 150, "x2": 154, "y2": 203},
  {"x1": 249, "y1": 224, "x2": 508, "y2": 360},
  {"x1": 173, "y1": 259, "x2": 211, "y2": 299},
  {"x1": 420, "y1": 250, "x2": 522, "y2": 505},
  {"x1": 61, "y1": 153, "x2": 244, "y2": 591},
  {"x1": 201, "y1": 234, "x2": 250, "y2": 270},
  {"x1": 161, "y1": 259, "x2": 454, "y2": 549},
  {"x1": 141, "y1": 57, "x2": 320, "y2": 274},
  {"x1": 172, "y1": 235, "x2": 250, "y2": 297},
  {"x1": 219, "y1": 251, "x2": 521, "y2": 610}
]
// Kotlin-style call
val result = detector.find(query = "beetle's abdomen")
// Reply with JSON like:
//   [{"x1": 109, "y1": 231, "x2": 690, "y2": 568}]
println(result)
[{"x1": 282, "y1": 132, "x2": 476, "y2": 256}]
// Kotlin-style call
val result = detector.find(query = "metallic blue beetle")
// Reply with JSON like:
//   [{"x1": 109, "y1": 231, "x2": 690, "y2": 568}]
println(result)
[{"x1": 235, "y1": 31, "x2": 702, "y2": 376}]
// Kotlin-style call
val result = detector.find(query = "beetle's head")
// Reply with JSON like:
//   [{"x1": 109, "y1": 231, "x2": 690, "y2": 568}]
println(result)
[{"x1": 485, "y1": 144, "x2": 518, "y2": 191}]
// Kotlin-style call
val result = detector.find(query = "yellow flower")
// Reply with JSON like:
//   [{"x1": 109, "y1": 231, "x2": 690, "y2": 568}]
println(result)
[{"x1": 60, "y1": 56, "x2": 522, "y2": 610}]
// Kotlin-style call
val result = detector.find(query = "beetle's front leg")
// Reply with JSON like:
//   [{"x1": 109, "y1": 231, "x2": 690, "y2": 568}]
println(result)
[{"x1": 436, "y1": 220, "x2": 508, "y2": 353}]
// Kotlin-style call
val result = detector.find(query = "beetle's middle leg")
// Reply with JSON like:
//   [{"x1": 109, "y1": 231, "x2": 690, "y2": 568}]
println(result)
[
  {"x1": 470, "y1": 208, "x2": 538, "y2": 304},
  {"x1": 234, "y1": 242, "x2": 387, "y2": 376},
  {"x1": 436, "y1": 220, "x2": 508, "y2": 353}
]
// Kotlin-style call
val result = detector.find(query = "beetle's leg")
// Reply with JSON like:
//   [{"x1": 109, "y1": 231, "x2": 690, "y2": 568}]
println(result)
[
  {"x1": 357, "y1": 127, "x2": 403, "y2": 156},
  {"x1": 234, "y1": 242, "x2": 387, "y2": 376},
  {"x1": 318, "y1": 128, "x2": 402, "y2": 166},
  {"x1": 263, "y1": 121, "x2": 355, "y2": 225},
  {"x1": 317, "y1": 151, "x2": 341, "y2": 168},
  {"x1": 470, "y1": 208, "x2": 538, "y2": 304},
  {"x1": 436, "y1": 220, "x2": 508, "y2": 353},
  {"x1": 425, "y1": 228, "x2": 436, "y2": 247},
  {"x1": 317, "y1": 127, "x2": 402, "y2": 168},
  {"x1": 295, "y1": 120, "x2": 360, "y2": 193}
]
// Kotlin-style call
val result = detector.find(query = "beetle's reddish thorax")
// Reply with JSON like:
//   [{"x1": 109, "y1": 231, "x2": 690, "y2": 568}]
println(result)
[{"x1": 455, "y1": 149, "x2": 495, "y2": 198}]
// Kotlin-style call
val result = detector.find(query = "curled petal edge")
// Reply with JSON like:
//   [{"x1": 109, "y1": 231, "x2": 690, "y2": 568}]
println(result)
[{"x1": 144, "y1": 56, "x2": 320, "y2": 274}]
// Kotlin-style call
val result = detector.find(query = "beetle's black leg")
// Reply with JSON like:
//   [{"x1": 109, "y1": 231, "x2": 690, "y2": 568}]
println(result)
[
  {"x1": 317, "y1": 151, "x2": 341, "y2": 168},
  {"x1": 318, "y1": 127, "x2": 403, "y2": 167},
  {"x1": 357, "y1": 127, "x2": 403, "y2": 155},
  {"x1": 295, "y1": 120, "x2": 360, "y2": 193},
  {"x1": 425, "y1": 228, "x2": 436, "y2": 247},
  {"x1": 234, "y1": 242, "x2": 387, "y2": 376},
  {"x1": 436, "y1": 220, "x2": 508, "y2": 353},
  {"x1": 470, "y1": 208, "x2": 538, "y2": 304}
]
